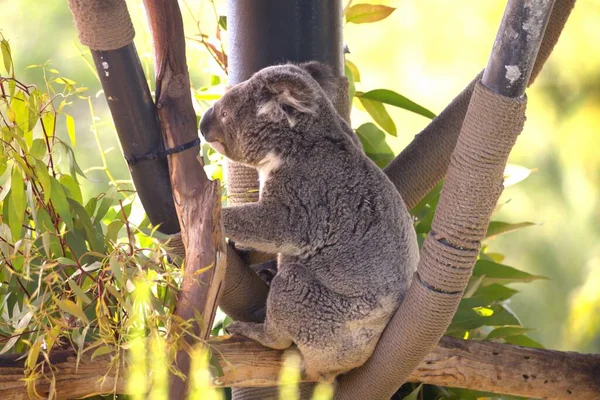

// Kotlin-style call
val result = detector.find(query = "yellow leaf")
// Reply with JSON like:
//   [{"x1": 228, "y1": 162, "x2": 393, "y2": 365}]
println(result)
[{"x1": 57, "y1": 299, "x2": 89, "y2": 324}]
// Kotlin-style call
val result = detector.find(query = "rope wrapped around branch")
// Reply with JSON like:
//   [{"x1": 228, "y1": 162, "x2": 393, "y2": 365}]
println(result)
[
  {"x1": 336, "y1": 79, "x2": 528, "y2": 400},
  {"x1": 68, "y1": 0, "x2": 134, "y2": 51}
]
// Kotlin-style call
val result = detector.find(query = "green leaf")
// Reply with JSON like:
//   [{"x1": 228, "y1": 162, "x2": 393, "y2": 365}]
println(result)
[
  {"x1": 106, "y1": 220, "x2": 124, "y2": 244},
  {"x1": 95, "y1": 187, "x2": 117, "y2": 223},
  {"x1": 486, "y1": 221, "x2": 535, "y2": 238},
  {"x1": 56, "y1": 141, "x2": 86, "y2": 180},
  {"x1": 27, "y1": 91, "x2": 39, "y2": 134},
  {"x1": 110, "y1": 256, "x2": 124, "y2": 286},
  {"x1": 218, "y1": 15, "x2": 227, "y2": 31},
  {"x1": 484, "y1": 306, "x2": 521, "y2": 327},
  {"x1": 0, "y1": 165, "x2": 12, "y2": 203},
  {"x1": 355, "y1": 123, "x2": 395, "y2": 168},
  {"x1": 345, "y1": 4, "x2": 395, "y2": 24},
  {"x1": 91, "y1": 345, "x2": 113, "y2": 360},
  {"x1": 55, "y1": 76, "x2": 76, "y2": 86},
  {"x1": 84, "y1": 197, "x2": 98, "y2": 218},
  {"x1": 67, "y1": 279, "x2": 92, "y2": 305},
  {"x1": 344, "y1": 64, "x2": 356, "y2": 100},
  {"x1": 8, "y1": 168, "x2": 25, "y2": 240},
  {"x1": 449, "y1": 304, "x2": 520, "y2": 333},
  {"x1": 357, "y1": 89, "x2": 436, "y2": 119},
  {"x1": 35, "y1": 206, "x2": 54, "y2": 232},
  {"x1": 345, "y1": 59, "x2": 361, "y2": 83},
  {"x1": 487, "y1": 326, "x2": 534, "y2": 340},
  {"x1": 34, "y1": 160, "x2": 52, "y2": 204},
  {"x1": 358, "y1": 97, "x2": 397, "y2": 136},
  {"x1": 49, "y1": 177, "x2": 73, "y2": 230},
  {"x1": 69, "y1": 199, "x2": 104, "y2": 252},
  {"x1": 60, "y1": 174, "x2": 83, "y2": 204},
  {"x1": 11, "y1": 91, "x2": 28, "y2": 131},
  {"x1": 404, "y1": 384, "x2": 423, "y2": 400},
  {"x1": 29, "y1": 139, "x2": 47, "y2": 159},
  {"x1": 57, "y1": 299, "x2": 88, "y2": 324},
  {"x1": 473, "y1": 260, "x2": 548, "y2": 285},
  {"x1": 1, "y1": 39, "x2": 12, "y2": 74},
  {"x1": 469, "y1": 283, "x2": 519, "y2": 304},
  {"x1": 504, "y1": 334, "x2": 544, "y2": 349},
  {"x1": 42, "y1": 109, "x2": 56, "y2": 138},
  {"x1": 65, "y1": 114, "x2": 76, "y2": 146},
  {"x1": 57, "y1": 257, "x2": 78, "y2": 266}
]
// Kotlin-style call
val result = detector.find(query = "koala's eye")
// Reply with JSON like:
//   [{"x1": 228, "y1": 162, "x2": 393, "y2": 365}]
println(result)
[{"x1": 221, "y1": 110, "x2": 228, "y2": 118}]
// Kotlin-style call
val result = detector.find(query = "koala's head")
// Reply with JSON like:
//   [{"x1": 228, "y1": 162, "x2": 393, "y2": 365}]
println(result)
[{"x1": 199, "y1": 63, "x2": 334, "y2": 166}]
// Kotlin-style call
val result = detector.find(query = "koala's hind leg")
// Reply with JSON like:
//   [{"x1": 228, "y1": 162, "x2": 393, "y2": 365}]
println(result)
[
  {"x1": 266, "y1": 263, "x2": 376, "y2": 380},
  {"x1": 226, "y1": 320, "x2": 293, "y2": 350}
]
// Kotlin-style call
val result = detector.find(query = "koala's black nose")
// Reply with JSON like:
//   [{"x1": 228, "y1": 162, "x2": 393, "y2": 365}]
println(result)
[{"x1": 199, "y1": 107, "x2": 214, "y2": 139}]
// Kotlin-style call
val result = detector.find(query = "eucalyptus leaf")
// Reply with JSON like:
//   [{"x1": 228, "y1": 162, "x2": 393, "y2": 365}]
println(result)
[
  {"x1": 345, "y1": 59, "x2": 361, "y2": 82},
  {"x1": 69, "y1": 199, "x2": 103, "y2": 252},
  {"x1": 504, "y1": 334, "x2": 545, "y2": 349},
  {"x1": 1, "y1": 39, "x2": 12, "y2": 74},
  {"x1": 487, "y1": 326, "x2": 534, "y2": 339},
  {"x1": 486, "y1": 221, "x2": 535, "y2": 238},
  {"x1": 95, "y1": 187, "x2": 117, "y2": 224},
  {"x1": 65, "y1": 114, "x2": 76, "y2": 146},
  {"x1": 403, "y1": 384, "x2": 423, "y2": 400},
  {"x1": 61, "y1": 175, "x2": 83, "y2": 204},
  {"x1": 67, "y1": 279, "x2": 92, "y2": 305},
  {"x1": 8, "y1": 168, "x2": 25, "y2": 240},
  {"x1": 218, "y1": 15, "x2": 227, "y2": 31},
  {"x1": 473, "y1": 260, "x2": 548, "y2": 284},
  {"x1": 358, "y1": 89, "x2": 436, "y2": 119},
  {"x1": 345, "y1": 4, "x2": 395, "y2": 24},
  {"x1": 355, "y1": 123, "x2": 395, "y2": 168},
  {"x1": 57, "y1": 299, "x2": 89, "y2": 324},
  {"x1": 358, "y1": 97, "x2": 397, "y2": 136},
  {"x1": 49, "y1": 177, "x2": 73, "y2": 230}
]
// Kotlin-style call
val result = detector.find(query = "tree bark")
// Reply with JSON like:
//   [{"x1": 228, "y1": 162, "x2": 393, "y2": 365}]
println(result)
[
  {"x1": 141, "y1": 0, "x2": 227, "y2": 398},
  {"x1": 1, "y1": 336, "x2": 598, "y2": 400}
]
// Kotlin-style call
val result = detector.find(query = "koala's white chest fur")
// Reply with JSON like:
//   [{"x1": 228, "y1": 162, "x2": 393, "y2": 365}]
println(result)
[{"x1": 257, "y1": 152, "x2": 282, "y2": 197}]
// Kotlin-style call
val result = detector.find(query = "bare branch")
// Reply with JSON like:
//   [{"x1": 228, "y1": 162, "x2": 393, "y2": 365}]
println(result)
[
  {"x1": 1, "y1": 337, "x2": 598, "y2": 400},
  {"x1": 141, "y1": 0, "x2": 227, "y2": 397}
]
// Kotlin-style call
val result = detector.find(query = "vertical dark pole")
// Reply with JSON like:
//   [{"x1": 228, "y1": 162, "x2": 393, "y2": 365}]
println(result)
[
  {"x1": 228, "y1": 0, "x2": 345, "y2": 84},
  {"x1": 226, "y1": 2, "x2": 344, "y2": 399},
  {"x1": 90, "y1": 45, "x2": 180, "y2": 234}
]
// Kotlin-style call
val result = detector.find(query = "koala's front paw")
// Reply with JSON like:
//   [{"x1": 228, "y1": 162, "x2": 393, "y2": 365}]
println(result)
[
  {"x1": 225, "y1": 321, "x2": 251, "y2": 337},
  {"x1": 226, "y1": 321, "x2": 292, "y2": 350}
]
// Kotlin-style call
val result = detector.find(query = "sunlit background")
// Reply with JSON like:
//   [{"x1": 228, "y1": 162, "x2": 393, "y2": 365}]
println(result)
[{"x1": 1, "y1": 0, "x2": 599, "y2": 354}]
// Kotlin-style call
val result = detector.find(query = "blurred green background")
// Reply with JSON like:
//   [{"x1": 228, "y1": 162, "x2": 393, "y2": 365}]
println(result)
[{"x1": 1, "y1": 0, "x2": 598, "y2": 354}]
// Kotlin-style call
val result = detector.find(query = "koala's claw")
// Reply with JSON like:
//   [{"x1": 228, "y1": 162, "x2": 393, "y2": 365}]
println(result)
[
  {"x1": 226, "y1": 321, "x2": 292, "y2": 350},
  {"x1": 224, "y1": 321, "x2": 244, "y2": 336}
]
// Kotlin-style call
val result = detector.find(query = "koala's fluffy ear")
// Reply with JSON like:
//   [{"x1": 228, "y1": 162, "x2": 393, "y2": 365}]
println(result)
[
  {"x1": 258, "y1": 78, "x2": 317, "y2": 127},
  {"x1": 298, "y1": 61, "x2": 350, "y2": 122}
]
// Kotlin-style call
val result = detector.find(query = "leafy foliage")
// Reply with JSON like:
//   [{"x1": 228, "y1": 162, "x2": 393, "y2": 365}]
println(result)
[{"x1": 0, "y1": 34, "x2": 197, "y2": 397}]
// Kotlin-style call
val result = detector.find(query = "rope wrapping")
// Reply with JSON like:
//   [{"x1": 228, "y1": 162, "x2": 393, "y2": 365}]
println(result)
[
  {"x1": 336, "y1": 81, "x2": 527, "y2": 400},
  {"x1": 68, "y1": 0, "x2": 134, "y2": 51}
]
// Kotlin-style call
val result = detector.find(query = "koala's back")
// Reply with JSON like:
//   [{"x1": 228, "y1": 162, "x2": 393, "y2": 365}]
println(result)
[
  {"x1": 262, "y1": 137, "x2": 419, "y2": 378},
  {"x1": 266, "y1": 138, "x2": 418, "y2": 294}
]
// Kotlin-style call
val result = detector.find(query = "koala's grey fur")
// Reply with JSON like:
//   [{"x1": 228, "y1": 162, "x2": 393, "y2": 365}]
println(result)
[{"x1": 199, "y1": 62, "x2": 419, "y2": 380}]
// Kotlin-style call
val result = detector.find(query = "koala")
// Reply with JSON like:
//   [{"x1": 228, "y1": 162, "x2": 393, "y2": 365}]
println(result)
[{"x1": 199, "y1": 62, "x2": 419, "y2": 380}]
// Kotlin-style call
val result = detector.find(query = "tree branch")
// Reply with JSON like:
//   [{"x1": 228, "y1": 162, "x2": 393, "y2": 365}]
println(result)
[
  {"x1": 1, "y1": 337, "x2": 598, "y2": 400},
  {"x1": 141, "y1": 0, "x2": 226, "y2": 397}
]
